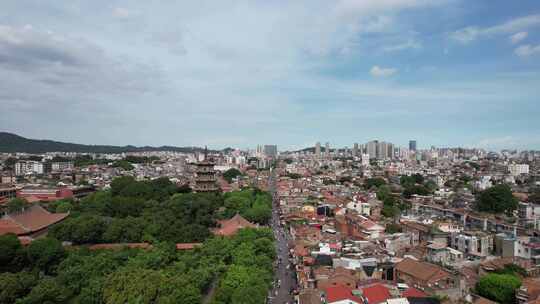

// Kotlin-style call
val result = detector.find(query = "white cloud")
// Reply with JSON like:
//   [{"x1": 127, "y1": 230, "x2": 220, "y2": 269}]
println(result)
[
  {"x1": 112, "y1": 7, "x2": 133, "y2": 19},
  {"x1": 383, "y1": 39, "x2": 422, "y2": 52},
  {"x1": 514, "y1": 44, "x2": 540, "y2": 57},
  {"x1": 475, "y1": 136, "x2": 540, "y2": 150},
  {"x1": 370, "y1": 65, "x2": 397, "y2": 77},
  {"x1": 450, "y1": 26, "x2": 480, "y2": 44},
  {"x1": 510, "y1": 31, "x2": 528, "y2": 44},
  {"x1": 335, "y1": 0, "x2": 445, "y2": 17},
  {"x1": 450, "y1": 14, "x2": 540, "y2": 43}
]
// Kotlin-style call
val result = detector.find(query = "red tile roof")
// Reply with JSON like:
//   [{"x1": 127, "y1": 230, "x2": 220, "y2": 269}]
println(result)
[
  {"x1": 325, "y1": 285, "x2": 364, "y2": 304},
  {"x1": 9, "y1": 205, "x2": 68, "y2": 231},
  {"x1": 0, "y1": 217, "x2": 27, "y2": 235},
  {"x1": 213, "y1": 213, "x2": 257, "y2": 236},
  {"x1": 362, "y1": 284, "x2": 391, "y2": 304},
  {"x1": 402, "y1": 287, "x2": 427, "y2": 298},
  {"x1": 395, "y1": 258, "x2": 450, "y2": 283},
  {"x1": 0, "y1": 205, "x2": 69, "y2": 236},
  {"x1": 176, "y1": 243, "x2": 202, "y2": 250}
]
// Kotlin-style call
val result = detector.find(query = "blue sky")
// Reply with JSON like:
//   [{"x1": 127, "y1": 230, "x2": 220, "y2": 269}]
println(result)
[{"x1": 0, "y1": 0, "x2": 539, "y2": 151}]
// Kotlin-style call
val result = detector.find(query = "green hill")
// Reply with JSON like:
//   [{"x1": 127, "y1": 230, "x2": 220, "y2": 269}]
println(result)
[{"x1": 0, "y1": 132, "x2": 211, "y2": 154}]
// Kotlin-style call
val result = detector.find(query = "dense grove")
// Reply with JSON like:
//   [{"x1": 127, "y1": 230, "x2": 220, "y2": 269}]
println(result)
[
  {"x1": 0, "y1": 229, "x2": 275, "y2": 304},
  {"x1": 0, "y1": 177, "x2": 275, "y2": 304},
  {"x1": 46, "y1": 177, "x2": 272, "y2": 244}
]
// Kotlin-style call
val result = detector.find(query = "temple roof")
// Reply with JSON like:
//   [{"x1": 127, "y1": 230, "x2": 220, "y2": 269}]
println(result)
[
  {"x1": 0, "y1": 205, "x2": 69, "y2": 236},
  {"x1": 213, "y1": 213, "x2": 258, "y2": 236}
]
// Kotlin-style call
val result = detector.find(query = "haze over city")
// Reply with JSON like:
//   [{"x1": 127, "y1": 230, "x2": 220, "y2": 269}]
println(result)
[{"x1": 1, "y1": 1, "x2": 540, "y2": 150}]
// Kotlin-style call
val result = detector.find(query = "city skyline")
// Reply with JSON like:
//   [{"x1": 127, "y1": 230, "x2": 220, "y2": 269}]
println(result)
[{"x1": 1, "y1": 1, "x2": 540, "y2": 150}]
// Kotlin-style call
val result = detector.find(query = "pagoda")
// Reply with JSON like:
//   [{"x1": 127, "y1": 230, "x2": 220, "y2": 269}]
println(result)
[{"x1": 194, "y1": 147, "x2": 219, "y2": 192}]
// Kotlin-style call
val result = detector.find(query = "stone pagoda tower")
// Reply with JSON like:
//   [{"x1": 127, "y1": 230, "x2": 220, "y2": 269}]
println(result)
[{"x1": 194, "y1": 147, "x2": 218, "y2": 192}]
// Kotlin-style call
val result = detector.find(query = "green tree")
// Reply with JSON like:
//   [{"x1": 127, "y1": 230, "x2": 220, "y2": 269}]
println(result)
[
  {"x1": 110, "y1": 176, "x2": 137, "y2": 196},
  {"x1": 386, "y1": 223, "x2": 402, "y2": 234},
  {"x1": 403, "y1": 185, "x2": 431, "y2": 198},
  {"x1": 424, "y1": 180, "x2": 438, "y2": 192},
  {"x1": 365, "y1": 178, "x2": 386, "y2": 189},
  {"x1": 111, "y1": 160, "x2": 133, "y2": 171},
  {"x1": 55, "y1": 200, "x2": 73, "y2": 213},
  {"x1": 103, "y1": 217, "x2": 145, "y2": 243},
  {"x1": 475, "y1": 184, "x2": 518, "y2": 215},
  {"x1": 103, "y1": 266, "x2": 201, "y2": 304},
  {"x1": 529, "y1": 188, "x2": 540, "y2": 204},
  {"x1": 49, "y1": 215, "x2": 106, "y2": 244},
  {"x1": 0, "y1": 271, "x2": 37, "y2": 304},
  {"x1": 475, "y1": 273, "x2": 521, "y2": 304},
  {"x1": 376, "y1": 185, "x2": 391, "y2": 201},
  {"x1": 0, "y1": 234, "x2": 22, "y2": 268},
  {"x1": 286, "y1": 173, "x2": 302, "y2": 179},
  {"x1": 7, "y1": 198, "x2": 27, "y2": 213},
  {"x1": 400, "y1": 175, "x2": 416, "y2": 187},
  {"x1": 16, "y1": 277, "x2": 70, "y2": 304},
  {"x1": 4, "y1": 157, "x2": 18, "y2": 169},
  {"x1": 223, "y1": 168, "x2": 242, "y2": 183},
  {"x1": 215, "y1": 265, "x2": 269, "y2": 304},
  {"x1": 27, "y1": 238, "x2": 66, "y2": 274}
]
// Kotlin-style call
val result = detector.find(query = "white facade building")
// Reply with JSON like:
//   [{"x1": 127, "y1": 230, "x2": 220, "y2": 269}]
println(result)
[
  {"x1": 14, "y1": 161, "x2": 44, "y2": 176},
  {"x1": 508, "y1": 164, "x2": 529, "y2": 176}
]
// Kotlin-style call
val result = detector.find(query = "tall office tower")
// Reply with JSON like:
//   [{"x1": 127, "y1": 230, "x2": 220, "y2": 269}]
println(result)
[
  {"x1": 325, "y1": 142, "x2": 330, "y2": 157},
  {"x1": 315, "y1": 142, "x2": 321, "y2": 158},
  {"x1": 409, "y1": 140, "x2": 417, "y2": 152},
  {"x1": 377, "y1": 141, "x2": 388, "y2": 159},
  {"x1": 263, "y1": 145, "x2": 278, "y2": 158},
  {"x1": 366, "y1": 140, "x2": 378, "y2": 159},
  {"x1": 387, "y1": 143, "x2": 394, "y2": 159},
  {"x1": 353, "y1": 143, "x2": 359, "y2": 156}
]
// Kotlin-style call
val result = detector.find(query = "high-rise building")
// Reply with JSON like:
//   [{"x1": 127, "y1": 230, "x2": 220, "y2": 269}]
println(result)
[
  {"x1": 409, "y1": 140, "x2": 417, "y2": 152},
  {"x1": 315, "y1": 142, "x2": 321, "y2": 158},
  {"x1": 263, "y1": 145, "x2": 278, "y2": 158},
  {"x1": 353, "y1": 143, "x2": 359, "y2": 156},
  {"x1": 366, "y1": 140, "x2": 378, "y2": 159},
  {"x1": 325, "y1": 142, "x2": 330, "y2": 157},
  {"x1": 377, "y1": 141, "x2": 388, "y2": 159},
  {"x1": 387, "y1": 143, "x2": 394, "y2": 159}
]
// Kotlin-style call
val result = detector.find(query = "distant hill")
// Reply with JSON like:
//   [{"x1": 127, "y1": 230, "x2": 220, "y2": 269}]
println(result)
[{"x1": 0, "y1": 132, "x2": 213, "y2": 154}]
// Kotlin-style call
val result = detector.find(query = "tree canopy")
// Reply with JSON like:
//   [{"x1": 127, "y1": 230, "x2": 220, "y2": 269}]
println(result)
[
  {"x1": 1, "y1": 176, "x2": 276, "y2": 304},
  {"x1": 475, "y1": 273, "x2": 521, "y2": 304},
  {"x1": 223, "y1": 168, "x2": 242, "y2": 183},
  {"x1": 365, "y1": 178, "x2": 386, "y2": 189},
  {"x1": 475, "y1": 184, "x2": 518, "y2": 215}
]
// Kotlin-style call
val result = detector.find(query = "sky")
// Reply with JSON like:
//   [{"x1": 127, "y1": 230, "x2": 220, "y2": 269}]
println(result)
[{"x1": 1, "y1": 0, "x2": 540, "y2": 151}]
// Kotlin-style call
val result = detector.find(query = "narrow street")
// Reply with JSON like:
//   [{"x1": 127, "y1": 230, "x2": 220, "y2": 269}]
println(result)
[{"x1": 268, "y1": 170, "x2": 296, "y2": 304}]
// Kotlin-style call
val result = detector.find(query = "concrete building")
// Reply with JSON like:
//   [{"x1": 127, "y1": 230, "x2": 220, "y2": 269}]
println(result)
[
  {"x1": 315, "y1": 142, "x2": 321, "y2": 158},
  {"x1": 508, "y1": 163, "x2": 529, "y2": 176},
  {"x1": 325, "y1": 142, "x2": 330, "y2": 158},
  {"x1": 264, "y1": 145, "x2": 278, "y2": 158},
  {"x1": 366, "y1": 141, "x2": 378, "y2": 159},
  {"x1": 15, "y1": 161, "x2": 45, "y2": 176},
  {"x1": 361, "y1": 154, "x2": 370, "y2": 167},
  {"x1": 0, "y1": 184, "x2": 17, "y2": 205},
  {"x1": 409, "y1": 140, "x2": 417, "y2": 152},
  {"x1": 450, "y1": 231, "x2": 493, "y2": 257},
  {"x1": 51, "y1": 161, "x2": 74, "y2": 172}
]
